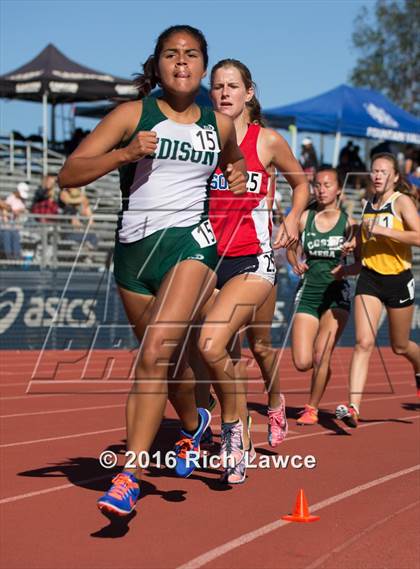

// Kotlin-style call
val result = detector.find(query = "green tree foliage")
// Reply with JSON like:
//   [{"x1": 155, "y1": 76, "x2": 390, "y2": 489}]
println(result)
[{"x1": 350, "y1": 0, "x2": 419, "y2": 113}]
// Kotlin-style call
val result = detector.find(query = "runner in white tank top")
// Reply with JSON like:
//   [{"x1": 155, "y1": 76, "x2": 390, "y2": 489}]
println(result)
[{"x1": 59, "y1": 26, "x2": 247, "y2": 516}]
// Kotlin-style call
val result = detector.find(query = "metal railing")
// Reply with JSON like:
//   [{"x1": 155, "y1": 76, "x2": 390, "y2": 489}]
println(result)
[
  {"x1": 0, "y1": 134, "x2": 65, "y2": 179},
  {"x1": 0, "y1": 213, "x2": 117, "y2": 270}
]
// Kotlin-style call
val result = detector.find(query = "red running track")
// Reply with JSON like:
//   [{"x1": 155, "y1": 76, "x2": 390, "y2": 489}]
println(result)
[{"x1": 0, "y1": 348, "x2": 419, "y2": 569}]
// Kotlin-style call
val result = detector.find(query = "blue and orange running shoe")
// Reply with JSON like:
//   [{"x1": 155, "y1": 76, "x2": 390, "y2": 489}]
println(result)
[
  {"x1": 174, "y1": 408, "x2": 211, "y2": 478},
  {"x1": 97, "y1": 471, "x2": 140, "y2": 516}
]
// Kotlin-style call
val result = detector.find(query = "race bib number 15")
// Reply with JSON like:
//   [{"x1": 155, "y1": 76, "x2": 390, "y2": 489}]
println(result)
[
  {"x1": 191, "y1": 129, "x2": 220, "y2": 152},
  {"x1": 192, "y1": 220, "x2": 216, "y2": 248}
]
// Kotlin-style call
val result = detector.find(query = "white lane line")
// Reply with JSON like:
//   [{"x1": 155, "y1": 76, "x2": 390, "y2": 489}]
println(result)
[
  {"x1": 0, "y1": 412, "x2": 222, "y2": 448},
  {"x1": 0, "y1": 370, "x2": 402, "y2": 387},
  {"x1": 176, "y1": 465, "x2": 420, "y2": 569},
  {"x1": 0, "y1": 414, "x2": 418, "y2": 505},
  {"x1": 0, "y1": 391, "x2": 415, "y2": 448},
  {"x1": 0, "y1": 381, "x2": 411, "y2": 419},
  {"x1": 253, "y1": 413, "x2": 420, "y2": 450},
  {"x1": 0, "y1": 392, "x2": 127, "y2": 401},
  {"x1": 305, "y1": 500, "x2": 420, "y2": 569},
  {"x1": 0, "y1": 376, "x2": 413, "y2": 409},
  {"x1": 25, "y1": 368, "x2": 410, "y2": 384},
  {"x1": 0, "y1": 426, "x2": 125, "y2": 448},
  {"x1": 0, "y1": 403, "x2": 125, "y2": 419},
  {"x1": 0, "y1": 474, "x2": 113, "y2": 505}
]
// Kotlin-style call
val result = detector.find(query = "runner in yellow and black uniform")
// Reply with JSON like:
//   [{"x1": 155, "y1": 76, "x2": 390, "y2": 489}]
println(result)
[{"x1": 336, "y1": 153, "x2": 420, "y2": 428}]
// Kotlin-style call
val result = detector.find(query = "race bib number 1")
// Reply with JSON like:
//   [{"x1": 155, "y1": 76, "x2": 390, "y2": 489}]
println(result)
[
  {"x1": 191, "y1": 220, "x2": 216, "y2": 248},
  {"x1": 191, "y1": 128, "x2": 220, "y2": 152},
  {"x1": 377, "y1": 214, "x2": 394, "y2": 229}
]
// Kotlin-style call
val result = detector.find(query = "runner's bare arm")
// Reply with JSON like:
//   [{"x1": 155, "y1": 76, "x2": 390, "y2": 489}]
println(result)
[
  {"x1": 264, "y1": 129, "x2": 309, "y2": 248},
  {"x1": 266, "y1": 129, "x2": 309, "y2": 215},
  {"x1": 286, "y1": 210, "x2": 308, "y2": 273},
  {"x1": 266, "y1": 167, "x2": 277, "y2": 212},
  {"x1": 332, "y1": 217, "x2": 362, "y2": 279},
  {"x1": 58, "y1": 101, "x2": 157, "y2": 188}
]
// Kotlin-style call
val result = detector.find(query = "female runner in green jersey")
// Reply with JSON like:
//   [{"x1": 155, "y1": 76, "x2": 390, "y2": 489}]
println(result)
[
  {"x1": 59, "y1": 25, "x2": 247, "y2": 516},
  {"x1": 288, "y1": 167, "x2": 360, "y2": 425}
]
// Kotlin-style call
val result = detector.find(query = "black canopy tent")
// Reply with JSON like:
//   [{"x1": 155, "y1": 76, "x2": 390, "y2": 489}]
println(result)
[{"x1": 0, "y1": 43, "x2": 136, "y2": 171}]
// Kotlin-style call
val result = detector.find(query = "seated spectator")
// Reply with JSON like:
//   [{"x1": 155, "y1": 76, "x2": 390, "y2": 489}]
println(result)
[
  {"x1": 59, "y1": 187, "x2": 97, "y2": 249},
  {"x1": 299, "y1": 137, "x2": 318, "y2": 182},
  {"x1": 0, "y1": 182, "x2": 29, "y2": 259},
  {"x1": 31, "y1": 175, "x2": 59, "y2": 222},
  {"x1": 5, "y1": 182, "x2": 29, "y2": 219}
]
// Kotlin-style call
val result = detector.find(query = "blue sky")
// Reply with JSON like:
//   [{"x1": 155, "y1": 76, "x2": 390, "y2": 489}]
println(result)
[{"x1": 0, "y1": 0, "x2": 368, "y2": 158}]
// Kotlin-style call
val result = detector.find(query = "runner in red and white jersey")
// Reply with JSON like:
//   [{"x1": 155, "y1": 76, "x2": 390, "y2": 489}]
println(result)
[
  {"x1": 196, "y1": 59, "x2": 309, "y2": 484},
  {"x1": 210, "y1": 122, "x2": 271, "y2": 257}
]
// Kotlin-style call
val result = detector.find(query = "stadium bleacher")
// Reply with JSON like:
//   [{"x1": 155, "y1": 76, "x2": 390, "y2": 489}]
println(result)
[{"x1": 0, "y1": 135, "x2": 418, "y2": 270}]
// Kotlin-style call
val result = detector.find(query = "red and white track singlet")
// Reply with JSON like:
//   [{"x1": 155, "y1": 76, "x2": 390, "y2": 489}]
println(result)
[{"x1": 209, "y1": 123, "x2": 271, "y2": 257}]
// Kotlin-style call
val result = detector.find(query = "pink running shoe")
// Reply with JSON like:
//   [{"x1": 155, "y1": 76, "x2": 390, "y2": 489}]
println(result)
[
  {"x1": 220, "y1": 441, "x2": 255, "y2": 485},
  {"x1": 220, "y1": 419, "x2": 244, "y2": 468},
  {"x1": 267, "y1": 394, "x2": 288, "y2": 446}
]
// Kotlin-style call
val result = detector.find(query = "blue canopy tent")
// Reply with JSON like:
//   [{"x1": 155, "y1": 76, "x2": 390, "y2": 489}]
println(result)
[{"x1": 264, "y1": 84, "x2": 420, "y2": 165}]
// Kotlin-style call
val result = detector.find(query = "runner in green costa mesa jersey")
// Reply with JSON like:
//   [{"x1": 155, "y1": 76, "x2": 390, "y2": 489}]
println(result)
[
  {"x1": 298, "y1": 208, "x2": 350, "y2": 314},
  {"x1": 287, "y1": 168, "x2": 360, "y2": 426},
  {"x1": 58, "y1": 25, "x2": 247, "y2": 518}
]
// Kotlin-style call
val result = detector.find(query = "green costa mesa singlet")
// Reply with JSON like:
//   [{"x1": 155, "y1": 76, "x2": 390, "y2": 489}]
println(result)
[
  {"x1": 117, "y1": 97, "x2": 221, "y2": 243},
  {"x1": 301, "y1": 209, "x2": 348, "y2": 287}
]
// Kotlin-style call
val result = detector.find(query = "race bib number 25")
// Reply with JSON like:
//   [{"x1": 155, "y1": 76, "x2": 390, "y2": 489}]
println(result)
[{"x1": 246, "y1": 171, "x2": 262, "y2": 193}]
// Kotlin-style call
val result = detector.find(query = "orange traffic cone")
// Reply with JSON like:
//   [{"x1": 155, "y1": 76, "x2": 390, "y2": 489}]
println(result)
[{"x1": 282, "y1": 489, "x2": 320, "y2": 523}]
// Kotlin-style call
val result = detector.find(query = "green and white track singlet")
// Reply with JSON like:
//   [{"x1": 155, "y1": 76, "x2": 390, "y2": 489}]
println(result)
[{"x1": 117, "y1": 97, "x2": 221, "y2": 243}]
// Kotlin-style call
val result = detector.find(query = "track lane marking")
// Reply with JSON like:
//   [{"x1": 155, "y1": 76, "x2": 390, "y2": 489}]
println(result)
[
  {"x1": 0, "y1": 414, "x2": 418, "y2": 504},
  {"x1": 305, "y1": 500, "x2": 420, "y2": 569},
  {"x1": 176, "y1": 465, "x2": 420, "y2": 569},
  {"x1": 0, "y1": 391, "x2": 416, "y2": 448}
]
